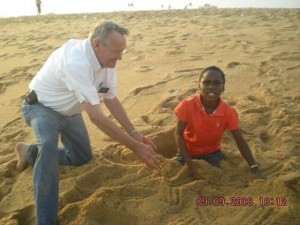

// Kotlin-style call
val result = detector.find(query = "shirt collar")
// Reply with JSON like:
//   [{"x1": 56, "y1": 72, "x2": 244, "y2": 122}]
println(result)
[
  {"x1": 197, "y1": 95, "x2": 225, "y2": 116},
  {"x1": 86, "y1": 39, "x2": 102, "y2": 73}
]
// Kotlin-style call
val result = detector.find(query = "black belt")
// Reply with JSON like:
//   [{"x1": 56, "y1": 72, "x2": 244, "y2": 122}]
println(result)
[{"x1": 25, "y1": 90, "x2": 38, "y2": 105}]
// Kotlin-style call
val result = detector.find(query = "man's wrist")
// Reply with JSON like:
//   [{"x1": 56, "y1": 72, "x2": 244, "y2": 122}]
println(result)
[
  {"x1": 129, "y1": 127, "x2": 138, "y2": 136},
  {"x1": 250, "y1": 164, "x2": 258, "y2": 169}
]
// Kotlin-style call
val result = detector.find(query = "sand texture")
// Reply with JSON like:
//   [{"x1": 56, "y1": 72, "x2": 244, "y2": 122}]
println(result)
[{"x1": 0, "y1": 9, "x2": 299, "y2": 225}]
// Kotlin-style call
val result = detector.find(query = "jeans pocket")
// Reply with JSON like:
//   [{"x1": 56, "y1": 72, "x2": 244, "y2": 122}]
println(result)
[{"x1": 22, "y1": 102, "x2": 34, "y2": 126}]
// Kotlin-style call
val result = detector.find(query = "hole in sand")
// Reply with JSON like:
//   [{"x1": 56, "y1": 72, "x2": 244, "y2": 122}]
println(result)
[{"x1": 151, "y1": 128, "x2": 177, "y2": 159}]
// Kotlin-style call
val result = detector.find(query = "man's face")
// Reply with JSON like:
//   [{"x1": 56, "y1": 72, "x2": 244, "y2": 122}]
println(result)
[{"x1": 93, "y1": 30, "x2": 126, "y2": 68}]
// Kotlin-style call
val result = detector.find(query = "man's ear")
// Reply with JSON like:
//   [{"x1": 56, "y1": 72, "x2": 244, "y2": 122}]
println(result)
[{"x1": 92, "y1": 38, "x2": 101, "y2": 49}]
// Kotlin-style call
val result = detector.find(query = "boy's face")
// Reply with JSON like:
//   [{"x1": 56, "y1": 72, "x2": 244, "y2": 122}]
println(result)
[{"x1": 199, "y1": 70, "x2": 225, "y2": 101}]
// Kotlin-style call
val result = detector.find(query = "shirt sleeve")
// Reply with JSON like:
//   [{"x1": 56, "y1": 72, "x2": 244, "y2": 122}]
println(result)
[
  {"x1": 174, "y1": 100, "x2": 189, "y2": 122},
  {"x1": 102, "y1": 69, "x2": 117, "y2": 99},
  {"x1": 227, "y1": 107, "x2": 239, "y2": 130},
  {"x1": 59, "y1": 62, "x2": 100, "y2": 105}
]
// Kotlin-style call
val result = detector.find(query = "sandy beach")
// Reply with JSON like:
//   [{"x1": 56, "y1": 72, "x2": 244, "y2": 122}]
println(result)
[{"x1": 0, "y1": 8, "x2": 299, "y2": 225}]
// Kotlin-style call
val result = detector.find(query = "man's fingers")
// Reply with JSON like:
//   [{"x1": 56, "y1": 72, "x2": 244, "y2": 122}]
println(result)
[
  {"x1": 147, "y1": 152, "x2": 160, "y2": 168},
  {"x1": 143, "y1": 152, "x2": 160, "y2": 169},
  {"x1": 143, "y1": 137, "x2": 158, "y2": 151},
  {"x1": 153, "y1": 155, "x2": 161, "y2": 166},
  {"x1": 145, "y1": 157, "x2": 159, "y2": 169},
  {"x1": 145, "y1": 161, "x2": 156, "y2": 169},
  {"x1": 149, "y1": 140, "x2": 158, "y2": 151},
  {"x1": 136, "y1": 141, "x2": 160, "y2": 169}
]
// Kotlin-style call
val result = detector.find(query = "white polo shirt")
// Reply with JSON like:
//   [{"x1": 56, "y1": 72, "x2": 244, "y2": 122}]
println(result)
[{"x1": 29, "y1": 39, "x2": 117, "y2": 116}]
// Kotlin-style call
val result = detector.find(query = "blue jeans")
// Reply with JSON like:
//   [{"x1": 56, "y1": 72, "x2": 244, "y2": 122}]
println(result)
[
  {"x1": 22, "y1": 101, "x2": 93, "y2": 225},
  {"x1": 176, "y1": 150, "x2": 225, "y2": 167}
]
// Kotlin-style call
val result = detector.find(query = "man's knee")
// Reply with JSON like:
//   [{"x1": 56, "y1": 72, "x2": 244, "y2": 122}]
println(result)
[{"x1": 75, "y1": 153, "x2": 93, "y2": 166}]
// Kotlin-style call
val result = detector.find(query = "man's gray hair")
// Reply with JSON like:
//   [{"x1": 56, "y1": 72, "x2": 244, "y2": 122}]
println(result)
[{"x1": 89, "y1": 21, "x2": 129, "y2": 44}]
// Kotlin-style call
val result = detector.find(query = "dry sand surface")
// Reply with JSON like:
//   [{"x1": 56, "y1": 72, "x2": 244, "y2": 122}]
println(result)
[{"x1": 0, "y1": 8, "x2": 299, "y2": 225}]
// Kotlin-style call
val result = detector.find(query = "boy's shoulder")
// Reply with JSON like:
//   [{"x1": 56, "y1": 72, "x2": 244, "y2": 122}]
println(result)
[
  {"x1": 178, "y1": 95, "x2": 199, "y2": 107},
  {"x1": 218, "y1": 99, "x2": 238, "y2": 116},
  {"x1": 182, "y1": 95, "x2": 199, "y2": 103},
  {"x1": 219, "y1": 98, "x2": 236, "y2": 109}
]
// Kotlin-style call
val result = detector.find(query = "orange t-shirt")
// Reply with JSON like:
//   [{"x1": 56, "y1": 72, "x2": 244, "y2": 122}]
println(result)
[{"x1": 174, "y1": 95, "x2": 239, "y2": 156}]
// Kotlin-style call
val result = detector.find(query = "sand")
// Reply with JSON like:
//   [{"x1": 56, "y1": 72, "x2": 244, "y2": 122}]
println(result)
[{"x1": 0, "y1": 8, "x2": 299, "y2": 225}]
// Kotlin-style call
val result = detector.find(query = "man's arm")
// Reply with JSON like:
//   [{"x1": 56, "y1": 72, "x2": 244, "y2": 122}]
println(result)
[
  {"x1": 104, "y1": 97, "x2": 157, "y2": 151},
  {"x1": 104, "y1": 97, "x2": 135, "y2": 135},
  {"x1": 82, "y1": 101, "x2": 158, "y2": 168}
]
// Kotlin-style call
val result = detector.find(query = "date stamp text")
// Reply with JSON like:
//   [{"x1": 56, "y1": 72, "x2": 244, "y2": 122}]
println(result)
[{"x1": 195, "y1": 196, "x2": 288, "y2": 207}]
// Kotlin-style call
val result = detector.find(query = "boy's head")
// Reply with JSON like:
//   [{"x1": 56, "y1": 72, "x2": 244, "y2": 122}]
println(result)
[
  {"x1": 199, "y1": 66, "x2": 225, "y2": 85},
  {"x1": 198, "y1": 66, "x2": 225, "y2": 100}
]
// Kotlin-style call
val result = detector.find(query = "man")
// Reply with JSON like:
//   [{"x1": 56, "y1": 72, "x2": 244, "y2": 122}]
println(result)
[
  {"x1": 15, "y1": 21, "x2": 159, "y2": 225},
  {"x1": 36, "y1": 0, "x2": 42, "y2": 15}
]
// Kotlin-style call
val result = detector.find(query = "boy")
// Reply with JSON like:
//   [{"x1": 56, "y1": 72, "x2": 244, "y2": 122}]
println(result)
[{"x1": 174, "y1": 66, "x2": 263, "y2": 179}]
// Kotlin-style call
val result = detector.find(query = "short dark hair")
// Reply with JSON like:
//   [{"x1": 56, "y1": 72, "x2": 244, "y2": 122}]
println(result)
[
  {"x1": 89, "y1": 21, "x2": 129, "y2": 44},
  {"x1": 199, "y1": 66, "x2": 226, "y2": 84}
]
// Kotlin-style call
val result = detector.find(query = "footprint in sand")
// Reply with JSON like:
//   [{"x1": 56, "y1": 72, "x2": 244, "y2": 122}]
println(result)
[
  {"x1": 165, "y1": 47, "x2": 185, "y2": 55},
  {"x1": 130, "y1": 84, "x2": 154, "y2": 95},
  {"x1": 0, "y1": 205, "x2": 35, "y2": 225},
  {"x1": 134, "y1": 65, "x2": 153, "y2": 72},
  {"x1": 226, "y1": 61, "x2": 240, "y2": 68}
]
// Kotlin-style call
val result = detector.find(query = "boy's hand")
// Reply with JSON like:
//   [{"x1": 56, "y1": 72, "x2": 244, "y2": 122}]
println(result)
[
  {"x1": 186, "y1": 161, "x2": 202, "y2": 180},
  {"x1": 251, "y1": 167, "x2": 266, "y2": 179}
]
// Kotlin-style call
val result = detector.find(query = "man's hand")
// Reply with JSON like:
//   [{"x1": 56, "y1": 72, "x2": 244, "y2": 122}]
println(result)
[
  {"x1": 133, "y1": 142, "x2": 160, "y2": 169},
  {"x1": 132, "y1": 132, "x2": 158, "y2": 152},
  {"x1": 132, "y1": 132, "x2": 159, "y2": 168}
]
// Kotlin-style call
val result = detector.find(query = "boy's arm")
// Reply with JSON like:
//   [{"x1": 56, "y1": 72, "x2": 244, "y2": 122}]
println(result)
[
  {"x1": 231, "y1": 128, "x2": 264, "y2": 178},
  {"x1": 175, "y1": 120, "x2": 201, "y2": 179},
  {"x1": 175, "y1": 120, "x2": 191, "y2": 161}
]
